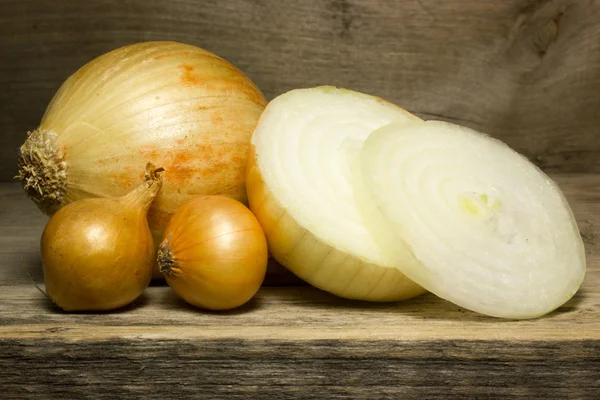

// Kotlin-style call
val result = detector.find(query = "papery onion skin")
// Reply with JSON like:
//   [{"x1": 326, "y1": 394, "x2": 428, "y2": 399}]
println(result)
[
  {"x1": 41, "y1": 164, "x2": 163, "y2": 311},
  {"x1": 158, "y1": 196, "x2": 268, "y2": 310},
  {"x1": 245, "y1": 87, "x2": 427, "y2": 302},
  {"x1": 17, "y1": 41, "x2": 267, "y2": 272}
]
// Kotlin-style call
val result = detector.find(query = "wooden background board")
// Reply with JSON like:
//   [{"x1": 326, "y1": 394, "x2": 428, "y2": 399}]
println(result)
[{"x1": 1, "y1": 0, "x2": 600, "y2": 183}]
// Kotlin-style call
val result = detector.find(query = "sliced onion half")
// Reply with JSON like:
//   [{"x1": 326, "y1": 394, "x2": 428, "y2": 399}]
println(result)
[
  {"x1": 246, "y1": 86, "x2": 426, "y2": 301},
  {"x1": 361, "y1": 120, "x2": 586, "y2": 318}
]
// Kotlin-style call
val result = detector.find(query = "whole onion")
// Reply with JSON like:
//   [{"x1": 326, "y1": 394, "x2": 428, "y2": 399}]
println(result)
[
  {"x1": 158, "y1": 196, "x2": 268, "y2": 310},
  {"x1": 41, "y1": 163, "x2": 163, "y2": 311}
]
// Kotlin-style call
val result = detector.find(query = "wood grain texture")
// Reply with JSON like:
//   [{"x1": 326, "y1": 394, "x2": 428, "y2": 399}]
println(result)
[
  {"x1": 2, "y1": 0, "x2": 600, "y2": 182},
  {"x1": 1, "y1": 337, "x2": 599, "y2": 399},
  {"x1": 1, "y1": 174, "x2": 600, "y2": 398}
]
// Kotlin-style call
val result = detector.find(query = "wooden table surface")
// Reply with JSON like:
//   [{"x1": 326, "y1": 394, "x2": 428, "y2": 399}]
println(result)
[{"x1": 1, "y1": 175, "x2": 599, "y2": 399}]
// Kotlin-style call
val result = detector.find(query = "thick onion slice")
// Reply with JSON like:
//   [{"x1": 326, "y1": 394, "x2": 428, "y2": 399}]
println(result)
[
  {"x1": 361, "y1": 120, "x2": 586, "y2": 318},
  {"x1": 247, "y1": 86, "x2": 426, "y2": 301}
]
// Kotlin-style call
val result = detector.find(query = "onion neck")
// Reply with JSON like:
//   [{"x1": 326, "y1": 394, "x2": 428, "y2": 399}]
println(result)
[
  {"x1": 122, "y1": 163, "x2": 164, "y2": 213},
  {"x1": 17, "y1": 128, "x2": 68, "y2": 215},
  {"x1": 157, "y1": 241, "x2": 177, "y2": 277}
]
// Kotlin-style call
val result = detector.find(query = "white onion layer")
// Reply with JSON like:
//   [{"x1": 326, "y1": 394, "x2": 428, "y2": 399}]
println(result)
[
  {"x1": 248, "y1": 86, "x2": 425, "y2": 301},
  {"x1": 361, "y1": 120, "x2": 586, "y2": 318}
]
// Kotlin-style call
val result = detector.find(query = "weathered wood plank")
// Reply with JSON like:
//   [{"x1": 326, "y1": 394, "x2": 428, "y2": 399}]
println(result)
[
  {"x1": 1, "y1": 337, "x2": 599, "y2": 399},
  {"x1": 0, "y1": 173, "x2": 599, "y2": 397},
  {"x1": 1, "y1": 283, "x2": 599, "y2": 340},
  {"x1": 1, "y1": 283, "x2": 599, "y2": 398},
  {"x1": 1, "y1": 174, "x2": 599, "y2": 339},
  {"x1": 2, "y1": 0, "x2": 600, "y2": 182}
]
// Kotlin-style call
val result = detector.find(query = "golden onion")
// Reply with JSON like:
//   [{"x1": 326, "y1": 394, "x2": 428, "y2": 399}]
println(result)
[
  {"x1": 41, "y1": 163, "x2": 163, "y2": 311},
  {"x1": 158, "y1": 196, "x2": 268, "y2": 310}
]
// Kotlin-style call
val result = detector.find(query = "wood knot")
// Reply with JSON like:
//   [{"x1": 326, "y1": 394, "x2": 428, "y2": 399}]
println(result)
[{"x1": 533, "y1": 13, "x2": 562, "y2": 55}]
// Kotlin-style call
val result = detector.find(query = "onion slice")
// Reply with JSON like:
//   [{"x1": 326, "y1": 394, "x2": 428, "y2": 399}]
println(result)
[
  {"x1": 247, "y1": 86, "x2": 426, "y2": 301},
  {"x1": 361, "y1": 120, "x2": 586, "y2": 318}
]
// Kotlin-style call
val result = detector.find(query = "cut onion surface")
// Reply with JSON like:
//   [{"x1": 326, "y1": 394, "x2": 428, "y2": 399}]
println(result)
[
  {"x1": 361, "y1": 120, "x2": 586, "y2": 319},
  {"x1": 246, "y1": 86, "x2": 427, "y2": 301}
]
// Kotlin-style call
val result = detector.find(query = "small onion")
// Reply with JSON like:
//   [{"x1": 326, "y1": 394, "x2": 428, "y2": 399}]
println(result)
[
  {"x1": 17, "y1": 41, "x2": 266, "y2": 276},
  {"x1": 158, "y1": 196, "x2": 268, "y2": 310},
  {"x1": 41, "y1": 163, "x2": 163, "y2": 311}
]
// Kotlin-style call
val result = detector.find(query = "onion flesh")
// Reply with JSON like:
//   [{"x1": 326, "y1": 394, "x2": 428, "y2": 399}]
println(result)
[
  {"x1": 247, "y1": 86, "x2": 426, "y2": 301},
  {"x1": 361, "y1": 120, "x2": 586, "y2": 319}
]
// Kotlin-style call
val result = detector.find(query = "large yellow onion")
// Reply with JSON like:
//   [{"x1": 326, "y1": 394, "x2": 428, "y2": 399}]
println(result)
[{"x1": 17, "y1": 41, "x2": 266, "y2": 260}]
